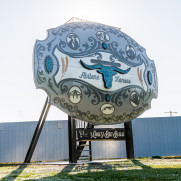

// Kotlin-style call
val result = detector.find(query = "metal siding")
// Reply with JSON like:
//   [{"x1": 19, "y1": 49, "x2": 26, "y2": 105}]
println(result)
[
  {"x1": 1, "y1": 123, "x2": 6, "y2": 162},
  {"x1": 60, "y1": 120, "x2": 69, "y2": 160},
  {"x1": 54, "y1": 121, "x2": 58, "y2": 160},
  {"x1": 7, "y1": 123, "x2": 14, "y2": 162},
  {"x1": 0, "y1": 124, "x2": 3, "y2": 162},
  {"x1": 1, "y1": 117, "x2": 181, "y2": 163},
  {"x1": 176, "y1": 118, "x2": 181, "y2": 153},
  {"x1": 132, "y1": 117, "x2": 181, "y2": 157},
  {"x1": 2, "y1": 124, "x2": 6, "y2": 163},
  {"x1": 0, "y1": 121, "x2": 69, "y2": 163},
  {"x1": 31, "y1": 121, "x2": 69, "y2": 162},
  {"x1": 0, "y1": 126, "x2": 3, "y2": 162},
  {"x1": 92, "y1": 123, "x2": 127, "y2": 159}
]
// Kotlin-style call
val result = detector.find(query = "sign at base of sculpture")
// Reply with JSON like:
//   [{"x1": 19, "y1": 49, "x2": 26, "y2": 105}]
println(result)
[
  {"x1": 33, "y1": 20, "x2": 158, "y2": 124},
  {"x1": 77, "y1": 128, "x2": 125, "y2": 141}
]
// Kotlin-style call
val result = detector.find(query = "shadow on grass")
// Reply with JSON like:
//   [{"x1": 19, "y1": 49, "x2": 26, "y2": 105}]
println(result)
[
  {"x1": 1, "y1": 164, "x2": 27, "y2": 181},
  {"x1": 132, "y1": 159, "x2": 151, "y2": 169},
  {"x1": 32, "y1": 159, "x2": 181, "y2": 181},
  {"x1": 3, "y1": 160, "x2": 181, "y2": 180}
]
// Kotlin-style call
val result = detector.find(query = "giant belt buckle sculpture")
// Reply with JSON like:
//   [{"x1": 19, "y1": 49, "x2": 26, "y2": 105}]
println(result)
[{"x1": 33, "y1": 20, "x2": 158, "y2": 124}]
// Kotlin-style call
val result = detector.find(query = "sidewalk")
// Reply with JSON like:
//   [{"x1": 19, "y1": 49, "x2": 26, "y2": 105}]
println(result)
[{"x1": 31, "y1": 159, "x2": 126, "y2": 165}]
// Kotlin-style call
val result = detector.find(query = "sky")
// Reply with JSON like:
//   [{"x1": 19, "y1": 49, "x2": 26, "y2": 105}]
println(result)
[{"x1": 0, "y1": 0, "x2": 181, "y2": 122}]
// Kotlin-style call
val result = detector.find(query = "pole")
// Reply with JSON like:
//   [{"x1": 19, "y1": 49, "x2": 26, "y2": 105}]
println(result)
[
  {"x1": 164, "y1": 111, "x2": 177, "y2": 117},
  {"x1": 24, "y1": 97, "x2": 51, "y2": 163},
  {"x1": 68, "y1": 115, "x2": 77, "y2": 163},
  {"x1": 124, "y1": 121, "x2": 134, "y2": 159}
]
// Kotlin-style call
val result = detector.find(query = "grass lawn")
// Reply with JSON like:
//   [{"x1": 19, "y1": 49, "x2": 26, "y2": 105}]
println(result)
[{"x1": 1, "y1": 157, "x2": 181, "y2": 180}]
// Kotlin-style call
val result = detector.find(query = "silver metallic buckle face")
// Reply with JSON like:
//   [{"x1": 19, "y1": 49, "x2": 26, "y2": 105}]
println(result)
[{"x1": 33, "y1": 20, "x2": 158, "y2": 125}]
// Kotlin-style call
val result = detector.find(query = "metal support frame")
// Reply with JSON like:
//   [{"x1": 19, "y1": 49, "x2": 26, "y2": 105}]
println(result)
[
  {"x1": 24, "y1": 97, "x2": 51, "y2": 163},
  {"x1": 89, "y1": 141, "x2": 92, "y2": 161},
  {"x1": 76, "y1": 123, "x2": 94, "y2": 161},
  {"x1": 124, "y1": 121, "x2": 134, "y2": 159},
  {"x1": 68, "y1": 115, "x2": 77, "y2": 163},
  {"x1": 68, "y1": 119, "x2": 134, "y2": 163},
  {"x1": 24, "y1": 96, "x2": 134, "y2": 163}
]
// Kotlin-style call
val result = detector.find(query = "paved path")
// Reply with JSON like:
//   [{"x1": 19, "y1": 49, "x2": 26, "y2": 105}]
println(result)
[{"x1": 30, "y1": 159, "x2": 125, "y2": 165}]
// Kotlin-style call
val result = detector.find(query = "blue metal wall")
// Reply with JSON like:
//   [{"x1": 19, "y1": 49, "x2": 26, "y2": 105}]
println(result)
[
  {"x1": 92, "y1": 123, "x2": 126, "y2": 159},
  {"x1": 0, "y1": 117, "x2": 181, "y2": 163},
  {"x1": 0, "y1": 121, "x2": 69, "y2": 163},
  {"x1": 132, "y1": 117, "x2": 181, "y2": 157}
]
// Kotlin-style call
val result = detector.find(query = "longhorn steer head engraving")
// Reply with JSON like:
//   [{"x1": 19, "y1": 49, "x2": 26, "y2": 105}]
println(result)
[{"x1": 80, "y1": 60, "x2": 131, "y2": 88}]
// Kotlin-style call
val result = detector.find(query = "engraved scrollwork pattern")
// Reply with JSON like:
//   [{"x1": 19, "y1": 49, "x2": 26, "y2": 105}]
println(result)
[
  {"x1": 33, "y1": 21, "x2": 157, "y2": 124},
  {"x1": 58, "y1": 78, "x2": 146, "y2": 107},
  {"x1": 35, "y1": 44, "x2": 47, "y2": 85},
  {"x1": 51, "y1": 23, "x2": 143, "y2": 52},
  {"x1": 37, "y1": 69, "x2": 46, "y2": 84},
  {"x1": 57, "y1": 37, "x2": 143, "y2": 67},
  {"x1": 48, "y1": 78, "x2": 58, "y2": 95},
  {"x1": 54, "y1": 97, "x2": 78, "y2": 112},
  {"x1": 53, "y1": 96, "x2": 148, "y2": 124},
  {"x1": 36, "y1": 44, "x2": 46, "y2": 62}
]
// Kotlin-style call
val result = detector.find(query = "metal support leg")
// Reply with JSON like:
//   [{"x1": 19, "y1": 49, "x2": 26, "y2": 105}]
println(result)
[
  {"x1": 24, "y1": 97, "x2": 51, "y2": 163},
  {"x1": 89, "y1": 141, "x2": 92, "y2": 161},
  {"x1": 124, "y1": 121, "x2": 134, "y2": 159},
  {"x1": 68, "y1": 115, "x2": 77, "y2": 163}
]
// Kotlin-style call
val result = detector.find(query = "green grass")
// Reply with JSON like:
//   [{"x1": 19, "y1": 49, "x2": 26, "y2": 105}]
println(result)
[{"x1": 1, "y1": 158, "x2": 181, "y2": 180}]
